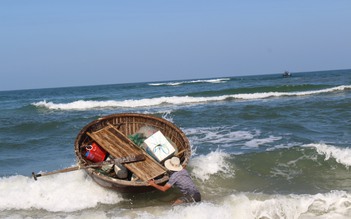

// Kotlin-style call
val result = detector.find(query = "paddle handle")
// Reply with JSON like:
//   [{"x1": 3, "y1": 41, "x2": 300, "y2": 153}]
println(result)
[
  {"x1": 32, "y1": 154, "x2": 145, "y2": 180},
  {"x1": 32, "y1": 166, "x2": 81, "y2": 180}
]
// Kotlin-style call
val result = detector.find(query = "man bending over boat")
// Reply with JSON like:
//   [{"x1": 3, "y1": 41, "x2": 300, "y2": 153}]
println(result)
[{"x1": 148, "y1": 156, "x2": 201, "y2": 205}]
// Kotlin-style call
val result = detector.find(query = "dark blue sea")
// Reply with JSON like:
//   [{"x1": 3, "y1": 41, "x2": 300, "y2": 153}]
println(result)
[{"x1": 1, "y1": 70, "x2": 351, "y2": 218}]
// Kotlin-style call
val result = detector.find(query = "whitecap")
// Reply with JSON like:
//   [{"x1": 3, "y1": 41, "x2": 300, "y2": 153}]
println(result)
[
  {"x1": 189, "y1": 150, "x2": 233, "y2": 181},
  {"x1": 305, "y1": 143, "x2": 351, "y2": 168},
  {"x1": 149, "y1": 78, "x2": 231, "y2": 86}
]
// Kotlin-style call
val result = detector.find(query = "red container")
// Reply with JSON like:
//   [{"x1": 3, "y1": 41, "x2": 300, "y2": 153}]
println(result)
[{"x1": 85, "y1": 142, "x2": 107, "y2": 162}]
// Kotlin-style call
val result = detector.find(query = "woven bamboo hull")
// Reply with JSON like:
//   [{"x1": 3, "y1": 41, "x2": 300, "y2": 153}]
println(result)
[{"x1": 74, "y1": 113, "x2": 191, "y2": 193}]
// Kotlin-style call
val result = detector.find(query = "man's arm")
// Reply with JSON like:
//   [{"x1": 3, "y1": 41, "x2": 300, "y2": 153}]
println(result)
[{"x1": 148, "y1": 179, "x2": 172, "y2": 192}]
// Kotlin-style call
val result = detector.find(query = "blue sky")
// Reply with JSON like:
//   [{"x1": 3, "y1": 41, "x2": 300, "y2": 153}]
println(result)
[{"x1": 1, "y1": 1, "x2": 350, "y2": 91}]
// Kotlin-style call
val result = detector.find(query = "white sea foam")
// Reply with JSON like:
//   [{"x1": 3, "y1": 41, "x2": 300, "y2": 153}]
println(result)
[
  {"x1": 119, "y1": 190, "x2": 351, "y2": 219},
  {"x1": 185, "y1": 126, "x2": 255, "y2": 145},
  {"x1": 306, "y1": 143, "x2": 351, "y2": 168},
  {"x1": 0, "y1": 171, "x2": 122, "y2": 212},
  {"x1": 17, "y1": 190, "x2": 349, "y2": 219},
  {"x1": 148, "y1": 78, "x2": 231, "y2": 86},
  {"x1": 244, "y1": 135, "x2": 282, "y2": 148},
  {"x1": 222, "y1": 190, "x2": 351, "y2": 219},
  {"x1": 184, "y1": 126, "x2": 258, "y2": 150},
  {"x1": 160, "y1": 110, "x2": 174, "y2": 123},
  {"x1": 32, "y1": 85, "x2": 351, "y2": 110},
  {"x1": 185, "y1": 126, "x2": 282, "y2": 150}
]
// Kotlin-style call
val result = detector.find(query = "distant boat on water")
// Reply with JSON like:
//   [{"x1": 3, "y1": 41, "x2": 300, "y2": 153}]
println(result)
[{"x1": 283, "y1": 71, "x2": 292, "y2": 77}]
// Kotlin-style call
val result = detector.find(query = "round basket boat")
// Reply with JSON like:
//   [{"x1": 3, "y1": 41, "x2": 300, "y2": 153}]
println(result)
[{"x1": 74, "y1": 113, "x2": 191, "y2": 193}]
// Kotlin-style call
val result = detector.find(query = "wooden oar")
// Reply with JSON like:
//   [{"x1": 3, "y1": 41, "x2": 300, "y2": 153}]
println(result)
[{"x1": 32, "y1": 154, "x2": 145, "y2": 180}]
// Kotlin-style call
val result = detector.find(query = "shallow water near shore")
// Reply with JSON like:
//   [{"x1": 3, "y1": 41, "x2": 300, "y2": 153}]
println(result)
[{"x1": 1, "y1": 70, "x2": 351, "y2": 218}]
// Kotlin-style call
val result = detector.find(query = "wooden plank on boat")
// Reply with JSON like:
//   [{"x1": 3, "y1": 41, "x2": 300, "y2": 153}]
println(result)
[{"x1": 87, "y1": 124, "x2": 167, "y2": 181}]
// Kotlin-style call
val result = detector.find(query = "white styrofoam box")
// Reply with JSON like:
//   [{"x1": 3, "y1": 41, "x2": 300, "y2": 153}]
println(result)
[{"x1": 144, "y1": 131, "x2": 175, "y2": 162}]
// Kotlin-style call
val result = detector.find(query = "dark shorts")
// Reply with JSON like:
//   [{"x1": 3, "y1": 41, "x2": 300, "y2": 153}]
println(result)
[{"x1": 179, "y1": 192, "x2": 201, "y2": 203}]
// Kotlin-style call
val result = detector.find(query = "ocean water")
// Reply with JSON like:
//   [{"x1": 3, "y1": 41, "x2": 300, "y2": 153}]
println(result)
[{"x1": 0, "y1": 69, "x2": 351, "y2": 218}]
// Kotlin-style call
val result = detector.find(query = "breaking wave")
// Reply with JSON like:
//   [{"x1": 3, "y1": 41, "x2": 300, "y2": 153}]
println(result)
[
  {"x1": 0, "y1": 171, "x2": 122, "y2": 212},
  {"x1": 306, "y1": 143, "x2": 351, "y2": 168},
  {"x1": 32, "y1": 85, "x2": 351, "y2": 110},
  {"x1": 1, "y1": 150, "x2": 351, "y2": 218},
  {"x1": 190, "y1": 150, "x2": 233, "y2": 181}
]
